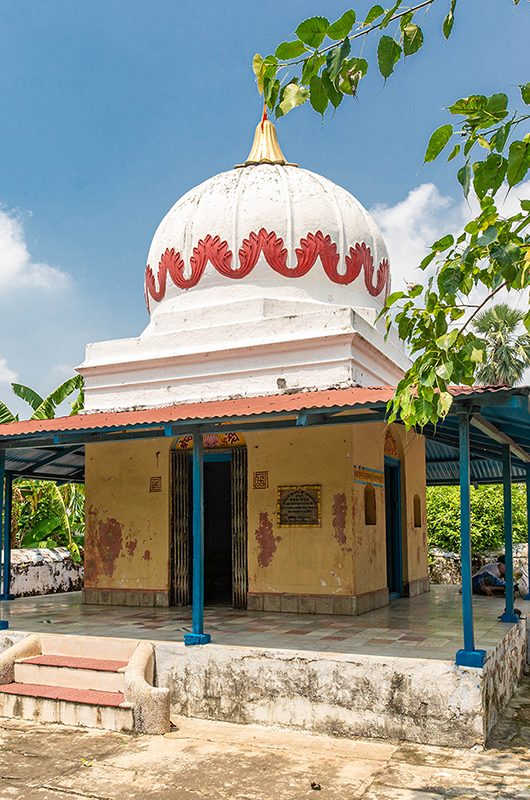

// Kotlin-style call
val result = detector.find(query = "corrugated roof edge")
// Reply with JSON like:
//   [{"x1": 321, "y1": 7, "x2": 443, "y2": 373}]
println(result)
[
  {"x1": 0, "y1": 387, "x2": 396, "y2": 438},
  {"x1": 0, "y1": 385, "x2": 526, "y2": 440}
]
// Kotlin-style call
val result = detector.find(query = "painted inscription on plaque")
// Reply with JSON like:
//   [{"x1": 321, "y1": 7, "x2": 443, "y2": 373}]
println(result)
[{"x1": 277, "y1": 485, "x2": 321, "y2": 528}]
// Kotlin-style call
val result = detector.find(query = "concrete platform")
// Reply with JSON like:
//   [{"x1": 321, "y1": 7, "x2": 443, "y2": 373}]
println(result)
[
  {"x1": 0, "y1": 587, "x2": 527, "y2": 748},
  {"x1": 0, "y1": 586, "x2": 526, "y2": 660}
]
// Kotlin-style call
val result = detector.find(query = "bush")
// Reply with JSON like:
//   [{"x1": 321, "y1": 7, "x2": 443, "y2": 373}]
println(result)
[{"x1": 426, "y1": 484, "x2": 528, "y2": 554}]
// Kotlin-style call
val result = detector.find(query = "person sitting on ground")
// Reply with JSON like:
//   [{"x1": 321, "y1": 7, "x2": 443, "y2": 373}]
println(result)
[{"x1": 472, "y1": 555, "x2": 506, "y2": 596}]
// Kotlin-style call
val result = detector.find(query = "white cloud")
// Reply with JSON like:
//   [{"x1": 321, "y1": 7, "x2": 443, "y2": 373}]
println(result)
[
  {"x1": 52, "y1": 362, "x2": 76, "y2": 379},
  {"x1": 0, "y1": 357, "x2": 16, "y2": 384},
  {"x1": 0, "y1": 207, "x2": 71, "y2": 290},
  {"x1": 370, "y1": 183, "x2": 466, "y2": 292},
  {"x1": 371, "y1": 180, "x2": 530, "y2": 299}
]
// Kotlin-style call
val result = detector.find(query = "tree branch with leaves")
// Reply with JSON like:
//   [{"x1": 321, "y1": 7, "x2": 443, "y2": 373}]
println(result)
[{"x1": 253, "y1": 0, "x2": 529, "y2": 428}]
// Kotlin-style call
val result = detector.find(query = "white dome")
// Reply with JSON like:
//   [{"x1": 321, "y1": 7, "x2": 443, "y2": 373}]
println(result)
[{"x1": 144, "y1": 134, "x2": 391, "y2": 321}]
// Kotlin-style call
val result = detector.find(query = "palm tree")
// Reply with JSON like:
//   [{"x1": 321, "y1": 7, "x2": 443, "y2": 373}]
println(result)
[
  {"x1": 472, "y1": 303, "x2": 530, "y2": 387},
  {"x1": 0, "y1": 375, "x2": 84, "y2": 423}
]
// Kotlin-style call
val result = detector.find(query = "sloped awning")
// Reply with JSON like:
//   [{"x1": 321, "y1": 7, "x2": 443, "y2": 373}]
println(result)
[{"x1": 0, "y1": 385, "x2": 527, "y2": 485}]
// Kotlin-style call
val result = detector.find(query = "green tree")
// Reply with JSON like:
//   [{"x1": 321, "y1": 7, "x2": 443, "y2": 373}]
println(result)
[
  {"x1": 472, "y1": 303, "x2": 530, "y2": 386},
  {"x1": 0, "y1": 376, "x2": 86, "y2": 562},
  {"x1": 256, "y1": 1, "x2": 530, "y2": 427},
  {"x1": 13, "y1": 481, "x2": 85, "y2": 562},
  {"x1": 427, "y1": 483, "x2": 528, "y2": 553}
]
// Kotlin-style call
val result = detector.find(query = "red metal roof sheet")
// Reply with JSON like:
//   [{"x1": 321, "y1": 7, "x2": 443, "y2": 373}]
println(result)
[
  {"x1": 0, "y1": 387, "x2": 396, "y2": 438},
  {"x1": 0, "y1": 385, "x2": 524, "y2": 440}
]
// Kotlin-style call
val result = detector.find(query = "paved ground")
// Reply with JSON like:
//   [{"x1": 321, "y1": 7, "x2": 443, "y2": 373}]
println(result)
[
  {"x1": 3, "y1": 587, "x2": 525, "y2": 660},
  {"x1": 0, "y1": 684, "x2": 530, "y2": 800}
]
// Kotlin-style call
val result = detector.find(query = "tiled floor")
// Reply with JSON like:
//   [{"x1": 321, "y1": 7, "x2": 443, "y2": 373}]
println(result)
[{"x1": 1, "y1": 586, "x2": 526, "y2": 661}]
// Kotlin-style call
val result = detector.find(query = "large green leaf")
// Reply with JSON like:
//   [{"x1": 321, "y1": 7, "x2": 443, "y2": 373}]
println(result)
[
  {"x1": 70, "y1": 382, "x2": 85, "y2": 416},
  {"x1": 326, "y1": 37, "x2": 351, "y2": 84},
  {"x1": 11, "y1": 383, "x2": 44, "y2": 412},
  {"x1": 31, "y1": 375, "x2": 84, "y2": 420},
  {"x1": 274, "y1": 40, "x2": 307, "y2": 60},
  {"x1": 364, "y1": 5, "x2": 384, "y2": 25},
  {"x1": 327, "y1": 10, "x2": 355, "y2": 40},
  {"x1": 448, "y1": 95, "x2": 487, "y2": 116},
  {"x1": 309, "y1": 75, "x2": 328, "y2": 114},
  {"x1": 424, "y1": 124, "x2": 453, "y2": 162},
  {"x1": 301, "y1": 53, "x2": 325, "y2": 84},
  {"x1": 377, "y1": 35, "x2": 401, "y2": 79},
  {"x1": 402, "y1": 23, "x2": 423, "y2": 56},
  {"x1": 443, "y1": 0, "x2": 457, "y2": 39},
  {"x1": 457, "y1": 163, "x2": 471, "y2": 198},
  {"x1": 252, "y1": 54, "x2": 264, "y2": 93},
  {"x1": 507, "y1": 140, "x2": 530, "y2": 187},
  {"x1": 0, "y1": 401, "x2": 18, "y2": 424},
  {"x1": 380, "y1": 1, "x2": 403, "y2": 29},
  {"x1": 321, "y1": 69, "x2": 343, "y2": 108},
  {"x1": 473, "y1": 154, "x2": 507, "y2": 198},
  {"x1": 521, "y1": 83, "x2": 530, "y2": 105},
  {"x1": 295, "y1": 16, "x2": 329, "y2": 48},
  {"x1": 278, "y1": 83, "x2": 309, "y2": 116},
  {"x1": 22, "y1": 516, "x2": 62, "y2": 548}
]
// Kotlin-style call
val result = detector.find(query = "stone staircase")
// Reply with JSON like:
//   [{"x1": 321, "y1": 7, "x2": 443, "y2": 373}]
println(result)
[{"x1": 0, "y1": 633, "x2": 170, "y2": 733}]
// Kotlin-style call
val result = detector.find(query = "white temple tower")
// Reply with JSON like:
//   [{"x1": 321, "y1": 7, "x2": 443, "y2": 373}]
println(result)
[{"x1": 78, "y1": 118, "x2": 409, "y2": 412}]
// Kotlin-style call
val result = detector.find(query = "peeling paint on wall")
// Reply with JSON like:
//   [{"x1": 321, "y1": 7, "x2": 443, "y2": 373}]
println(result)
[
  {"x1": 126, "y1": 539, "x2": 138, "y2": 556},
  {"x1": 98, "y1": 518, "x2": 123, "y2": 577},
  {"x1": 143, "y1": 549, "x2": 151, "y2": 561},
  {"x1": 332, "y1": 493, "x2": 347, "y2": 546},
  {"x1": 255, "y1": 512, "x2": 280, "y2": 568}
]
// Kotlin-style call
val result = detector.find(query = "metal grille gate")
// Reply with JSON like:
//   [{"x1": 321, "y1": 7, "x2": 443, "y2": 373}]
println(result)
[
  {"x1": 170, "y1": 450, "x2": 190, "y2": 606},
  {"x1": 171, "y1": 446, "x2": 248, "y2": 608},
  {"x1": 231, "y1": 447, "x2": 248, "y2": 609}
]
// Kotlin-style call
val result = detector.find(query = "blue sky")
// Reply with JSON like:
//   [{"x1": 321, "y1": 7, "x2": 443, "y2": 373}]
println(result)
[{"x1": 0, "y1": 0, "x2": 528, "y2": 411}]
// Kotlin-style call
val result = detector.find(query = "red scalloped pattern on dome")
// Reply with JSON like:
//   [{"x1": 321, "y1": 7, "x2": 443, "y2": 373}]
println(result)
[{"x1": 144, "y1": 228, "x2": 390, "y2": 311}]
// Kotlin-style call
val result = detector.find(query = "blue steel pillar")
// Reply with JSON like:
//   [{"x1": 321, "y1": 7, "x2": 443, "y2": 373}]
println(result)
[
  {"x1": 0, "y1": 453, "x2": 8, "y2": 629},
  {"x1": 526, "y1": 463, "x2": 530, "y2": 601},
  {"x1": 0, "y1": 472, "x2": 14, "y2": 601},
  {"x1": 500, "y1": 444, "x2": 518, "y2": 623},
  {"x1": 456, "y1": 413, "x2": 485, "y2": 667},
  {"x1": 184, "y1": 432, "x2": 211, "y2": 646}
]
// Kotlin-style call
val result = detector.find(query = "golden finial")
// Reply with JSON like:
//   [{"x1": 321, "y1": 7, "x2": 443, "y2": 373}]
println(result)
[{"x1": 236, "y1": 107, "x2": 297, "y2": 168}]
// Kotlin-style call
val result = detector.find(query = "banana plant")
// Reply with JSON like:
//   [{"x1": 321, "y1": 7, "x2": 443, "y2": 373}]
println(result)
[
  {"x1": 16, "y1": 482, "x2": 84, "y2": 562},
  {"x1": 11, "y1": 375, "x2": 84, "y2": 419},
  {"x1": 0, "y1": 376, "x2": 86, "y2": 561},
  {"x1": 0, "y1": 375, "x2": 84, "y2": 422}
]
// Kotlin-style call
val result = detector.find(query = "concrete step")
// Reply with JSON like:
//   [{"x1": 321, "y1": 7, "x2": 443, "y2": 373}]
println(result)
[
  {"x1": 0, "y1": 683, "x2": 133, "y2": 732},
  {"x1": 39, "y1": 633, "x2": 138, "y2": 661},
  {"x1": 14, "y1": 655, "x2": 127, "y2": 692}
]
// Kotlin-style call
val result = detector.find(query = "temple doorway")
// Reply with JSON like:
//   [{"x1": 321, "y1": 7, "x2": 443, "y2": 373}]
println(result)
[
  {"x1": 384, "y1": 457, "x2": 403, "y2": 598},
  {"x1": 170, "y1": 446, "x2": 248, "y2": 608},
  {"x1": 204, "y1": 457, "x2": 232, "y2": 605}
]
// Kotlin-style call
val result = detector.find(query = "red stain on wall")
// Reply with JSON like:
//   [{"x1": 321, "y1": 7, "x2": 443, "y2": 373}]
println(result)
[
  {"x1": 255, "y1": 512, "x2": 280, "y2": 568},
  {"x1": 97, "y1": 518, "x2": 123, "y2": 577},
  {"x1": 143, "y1": 549, "x2": 151, "y2": 561},
  {"x1": 126, "y1": 539, "x2": 137, "y2": 556},
  {"x1": 332, "y1": 493, "x2": 347, "y2": 546}
]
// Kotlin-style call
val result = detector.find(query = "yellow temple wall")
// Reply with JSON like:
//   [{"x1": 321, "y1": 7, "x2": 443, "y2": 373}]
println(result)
[
  {"x1": 246, "y1": 425, "x2": 356, "y2": 614},
  {"x1": 79, "y1": 420, "x2": 429, "y2": 614},
  {"x1": 83, "y1": 438, "x2": 172, "y2": 607},
  {"x1": 246, "y1": 421, "x2": 429, "y2": 615},
  {"x1": 351, "y1": 422, "x2": 388, "y2": 611},
  {"x1": 395, "y1": 427, "x2": 429, "y2": 594}
]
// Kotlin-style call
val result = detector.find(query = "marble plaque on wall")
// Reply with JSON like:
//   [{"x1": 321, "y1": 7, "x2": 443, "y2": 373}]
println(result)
[{"x1": 277, "y1": 485, "x2": 321, "y2": 527}]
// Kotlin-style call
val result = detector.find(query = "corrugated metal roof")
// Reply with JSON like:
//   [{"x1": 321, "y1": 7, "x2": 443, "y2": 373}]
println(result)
[
  {"x1": 0, "y1": 385, "x2": 527, "y2": 485},
  {"x1": 0, "y1": 385, "x2": 525, "y2": 440},
  {"x1": 425, "y1": 439, "x2": 526, "y2": 485},
  {"x1": 0, "y1": 387, "x2": 395, "y2": 439}
]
